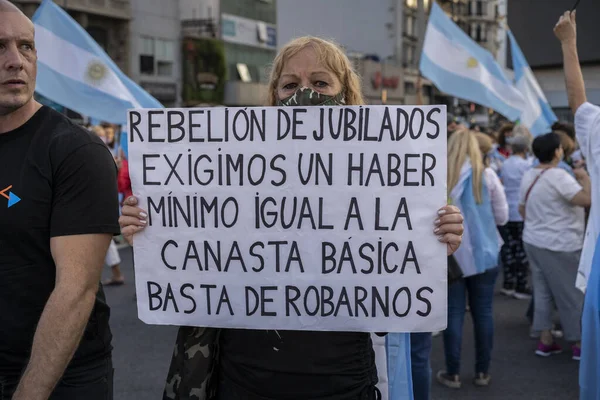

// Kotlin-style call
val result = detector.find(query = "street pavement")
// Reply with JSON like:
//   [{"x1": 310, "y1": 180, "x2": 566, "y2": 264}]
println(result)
[{"x1": 102, "y1": 247, "x2": 579, "y2": 400}]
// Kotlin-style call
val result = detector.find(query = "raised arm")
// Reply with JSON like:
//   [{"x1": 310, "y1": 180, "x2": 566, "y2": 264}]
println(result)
[{"x1": 554, "y1": 11, "x2": 586, "y2": 114}]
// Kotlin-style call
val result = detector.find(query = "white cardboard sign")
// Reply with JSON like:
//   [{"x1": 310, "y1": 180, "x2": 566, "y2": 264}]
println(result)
[{"x1": 128, "y1": 105, "x2": 448, "y2": 333}]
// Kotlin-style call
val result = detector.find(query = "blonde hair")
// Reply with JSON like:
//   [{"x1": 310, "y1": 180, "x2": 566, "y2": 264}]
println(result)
[
  {"x1": 91, "y1": 125, "x2": 105, "y2": 137},
  {"x1": 475, "y1": 132, "x2": 493, "y2": 156},
  {"x1": 267, "y1": 36, "x2": 365, "y2": 106},
  {"x1": 448, "y1": 129, "x2": 485, "y2": 204}
]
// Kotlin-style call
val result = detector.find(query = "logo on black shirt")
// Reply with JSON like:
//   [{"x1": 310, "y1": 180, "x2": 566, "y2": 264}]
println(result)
[{"x1": 0, "y1": 185, "x2": 21, "y2": 208}]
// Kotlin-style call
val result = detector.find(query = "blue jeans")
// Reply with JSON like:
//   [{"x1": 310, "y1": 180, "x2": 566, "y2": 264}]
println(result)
[
  {"x1": 410, "y1": 333, "x2": 432, "y2": 400},
  {"x1": 443, "y1": 268, "x2": 499, "y2": 376}
]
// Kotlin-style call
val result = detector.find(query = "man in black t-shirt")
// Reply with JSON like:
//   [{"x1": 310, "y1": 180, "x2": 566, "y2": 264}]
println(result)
[{"x1": 0, "y1": 2, "x2": 120, "y2": 399}]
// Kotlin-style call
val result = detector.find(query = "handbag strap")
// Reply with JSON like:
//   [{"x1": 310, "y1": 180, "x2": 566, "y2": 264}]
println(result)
[{"x1": 524, "y1": 168, "x2": 552, "y2": 204}]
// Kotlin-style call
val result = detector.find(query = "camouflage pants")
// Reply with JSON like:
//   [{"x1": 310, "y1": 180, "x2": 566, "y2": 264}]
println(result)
[{"x1": 163, "y1": 327, "x2": 220, "y2": 400}]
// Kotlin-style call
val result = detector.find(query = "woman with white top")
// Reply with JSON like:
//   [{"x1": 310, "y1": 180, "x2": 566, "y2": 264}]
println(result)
[
  {"x1": 519, "y1": 132, "x2": 590, "y2": 360},
  {"x1": 437, "y1": 129, "x2": 508, "y2": 389}
]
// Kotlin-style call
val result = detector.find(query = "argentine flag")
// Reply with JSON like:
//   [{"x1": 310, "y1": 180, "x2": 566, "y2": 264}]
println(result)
[
  {"x1": 450, "y1": 161, "x2": 499, "y2": 277},
  {"x1": 420, "y1": 2, "x2": 525, "y2": 121},
  {"x1": 580, "y1": 235, "x2": 600, "y2": 399},
  {"x1": 507, "y1": 30, "x2": 558, "y2": 136},
  {"x1": 373, "y1": 333, "x2": 414, "y2": 400},
  {"x1": 32, "y1": 0, "x2": 162, "y2": 125}
]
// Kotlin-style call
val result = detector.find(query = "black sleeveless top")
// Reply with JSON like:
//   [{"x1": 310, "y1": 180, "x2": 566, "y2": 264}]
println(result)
[{"x1": 217, "y1": 329, "x2": 378, "y2": 399}]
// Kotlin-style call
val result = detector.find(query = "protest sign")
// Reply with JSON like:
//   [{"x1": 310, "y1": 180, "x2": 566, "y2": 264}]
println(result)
[{"x1": 128, "y1": 105, "x2": 448, "y2": 333}]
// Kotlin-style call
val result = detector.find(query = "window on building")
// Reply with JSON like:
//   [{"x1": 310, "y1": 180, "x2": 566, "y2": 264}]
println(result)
[
  {"x1": 405, "y1": 0, "x2": 428, "y2": 9},
  {"x1": 87, "y1": 26, "x2": 108, "y2": 50},
  {"x1": 403, "y1": 45, "x2": 415, "y2": 66},
  {"x1": 477, "y1": 1, "x2": 485, "y2": 16},
  {"x1": 139, "y1": 37, "x2": 154, "y2": 75},
  {"x1": 237, "y1": 63, "x2": 252, "y2": 82},
  {"x1": 404, "y1": 15, "x2": 415, "y2": 37},
  {"x1": 155, "y1": 39, "x2": 175, "y2": 77},
  {"x1": 139, "y1": 37, "x2": 175, "y2": 77},
  {"x1": 475, "y1": 24, "x2": 482, "y2": 42},
  {"x1": 257, "y1": 22, "x2": 268, "y2": 44}
]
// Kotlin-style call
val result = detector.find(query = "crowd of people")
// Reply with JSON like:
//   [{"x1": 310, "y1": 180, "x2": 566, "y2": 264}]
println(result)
[
  {"x1": 1, "y1": 0, "x2": 599, "y2": 399},
  {"x1": 431, "y1": 116, "x2": 588, "y2": 392}
]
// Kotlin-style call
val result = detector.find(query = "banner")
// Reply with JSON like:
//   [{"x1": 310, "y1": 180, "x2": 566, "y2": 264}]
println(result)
[{"x1": 128, "y1": 105, "x2": 448, "y2": 333}]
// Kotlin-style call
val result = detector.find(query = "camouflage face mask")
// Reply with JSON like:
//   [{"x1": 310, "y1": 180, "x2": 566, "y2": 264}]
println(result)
[{"x1": 276, "y1": 87, "x2": 346, "y2": 106}]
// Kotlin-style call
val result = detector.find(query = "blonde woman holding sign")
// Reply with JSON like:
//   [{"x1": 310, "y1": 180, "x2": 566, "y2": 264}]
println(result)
[{"x1": 120, "y1": 36, "x2": 464, "y2": 400}]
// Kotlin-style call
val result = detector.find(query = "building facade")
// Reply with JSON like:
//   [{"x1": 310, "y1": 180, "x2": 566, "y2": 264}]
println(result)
[
  {"x1": 13, "y1": 0, "x2": 131, "y2": 75},
  {"x1": 130, "y1": 0, "x2": 181, "y2": 107},
  {"x1": 277, "y1": 0, "x2": 419, "y2": 105},
  {"x1": 220, "y1": 0, "x2": 276, "y2": 106},
  {"x1": 180, "y1": 0, "x2": 276, "y2": 106}
]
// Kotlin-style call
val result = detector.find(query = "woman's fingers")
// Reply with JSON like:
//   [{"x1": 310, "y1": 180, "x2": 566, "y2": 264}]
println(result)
[
  {"x1": 119, "y1": 215, "x2": 147, "y2": 228},
  {"x1": 438, "y1": 232, "x2": 462, "y2": 243},
  {"x1": 121, "y1": 205, "x2": 147, "y2": 219},
  {"x1": 437, "y1": 204, "x2": 461, "y2": 216},
  {"x1": 125, "y1": 196, "x2": 139, "y2": 206},
  {"x1": 120, "y1": 225, "x2": 145, "y2": 246},
  {"x1": 437, "y1": 232, "x2": 463, "y2": 256},
  {"x1": 434, "y1": 223, "x2": 464, "y2": 236},
  {"x1": 434, "y1": 213, "x2": 464, "y2": 227}
]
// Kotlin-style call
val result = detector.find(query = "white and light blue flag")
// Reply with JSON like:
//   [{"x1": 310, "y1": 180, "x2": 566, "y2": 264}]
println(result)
[
  {"x1": 507, "y1": 30, "x2": 557, "y2": 136},
  {"x1": 580, "y1": 235, "x2": 600, "y2": 400},
  {"x1": 420, "y1": 2, "x2": 525, "y2": 121},
  {"x1": 32, "y1": 0, "x2": 162, "y2": 124},
  {"x1": 373, "y1": 333, "x2": 414, "y2": 400}
]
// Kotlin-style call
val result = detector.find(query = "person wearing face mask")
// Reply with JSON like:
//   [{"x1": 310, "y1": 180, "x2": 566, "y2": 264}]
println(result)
[
  {"x1": 498, "y1": 135, "x2": 532, "y2": 300},
  {"x1": 519, "y1": 132, "x2": 590, "y2": 360},
  {"x1": 120, "y1": 36, "x2": 464, "y2": 400}
]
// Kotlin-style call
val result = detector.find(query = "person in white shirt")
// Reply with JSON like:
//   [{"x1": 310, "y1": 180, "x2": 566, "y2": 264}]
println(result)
[
  {"x1": 554, "y1": 11, "x2": 600, "y2": 293},
  {"x1": 555, "y1": 10, "x2": 600, "y2": 398},
  {"x1": 519, "y1": 132, "x2": 590, "y2": 360},
  {"x1": 499, "y1": 135, "x2": 533, "y2": 299}
]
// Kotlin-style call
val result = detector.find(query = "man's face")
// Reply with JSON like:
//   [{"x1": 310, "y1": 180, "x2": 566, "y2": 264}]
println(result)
[{"x1": 0, "y1": 10, "x2": 36, "y2": 116}]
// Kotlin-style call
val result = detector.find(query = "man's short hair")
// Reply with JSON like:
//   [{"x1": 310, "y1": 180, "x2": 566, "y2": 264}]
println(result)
[
  {"x1": 532, "y1": 132, "x2": 561, "y2": 163},
  {"x1": 507, "y1": 134, "x2": 531, "y2": 154}
]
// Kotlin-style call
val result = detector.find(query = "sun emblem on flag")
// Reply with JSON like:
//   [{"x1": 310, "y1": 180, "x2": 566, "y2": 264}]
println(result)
[
  {"x1": 85, "y1": 60, "x2": 108, "y2": 85},
  {"x1": 467, "y1": 57, "x2": 479, "y2": 68}
]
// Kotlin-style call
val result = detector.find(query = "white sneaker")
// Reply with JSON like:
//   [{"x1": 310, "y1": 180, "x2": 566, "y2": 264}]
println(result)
[{"x1": 513, "y1": 291, "x2": 532, "y2": 300}]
